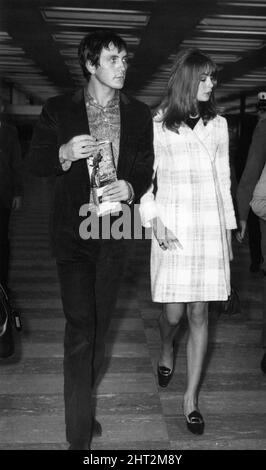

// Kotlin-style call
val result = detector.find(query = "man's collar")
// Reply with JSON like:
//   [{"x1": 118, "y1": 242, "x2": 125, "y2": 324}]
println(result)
[{"x1": 84, "y1": 88, "x2": 120, "y2": 108}]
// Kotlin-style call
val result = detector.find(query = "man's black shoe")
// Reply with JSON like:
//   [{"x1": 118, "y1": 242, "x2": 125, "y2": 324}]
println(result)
[
  {"x1": 68, "y1": 440, "x2": 89, "y2": 450},
  {"x1": 93, "y1": 419, "x2": 102, "y2": 437}
]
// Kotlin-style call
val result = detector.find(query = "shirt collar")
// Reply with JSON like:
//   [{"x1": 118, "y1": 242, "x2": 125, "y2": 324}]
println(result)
[{"x1": 84, "y1": 89, "x2": 120, "y2": 110}]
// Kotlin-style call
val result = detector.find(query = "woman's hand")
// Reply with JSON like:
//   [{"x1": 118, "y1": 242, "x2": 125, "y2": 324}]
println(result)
[{"x1": 152, "y1": 217, "x2": 183, "y2": 251}]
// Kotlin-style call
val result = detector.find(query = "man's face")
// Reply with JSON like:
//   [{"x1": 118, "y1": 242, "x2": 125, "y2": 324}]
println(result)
[{"x1": 87, "y1": 43, "x2": 128, "y2": 90}]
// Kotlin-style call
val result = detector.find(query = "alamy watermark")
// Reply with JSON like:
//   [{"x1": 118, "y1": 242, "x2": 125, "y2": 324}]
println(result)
[{"x1": 79, "y1": 203, "x2": 155, "y2": 240}]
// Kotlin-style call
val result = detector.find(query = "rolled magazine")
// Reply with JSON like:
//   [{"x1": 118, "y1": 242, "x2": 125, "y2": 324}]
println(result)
[{"x1": 91, "y1": 140, "x2": 122, "y2": 216}]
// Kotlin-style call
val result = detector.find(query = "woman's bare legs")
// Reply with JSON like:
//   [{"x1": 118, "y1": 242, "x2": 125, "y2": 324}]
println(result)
[
  {"x1": 183, "y1": 301, "x2": 208, "y2": 417},
  {"x1": 158, "y1": 303, "x2": 185, "y2": 369}
]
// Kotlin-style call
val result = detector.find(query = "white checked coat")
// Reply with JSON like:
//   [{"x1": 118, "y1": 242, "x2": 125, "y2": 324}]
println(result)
[{"x1": 140, "y1": 114, "x2": 237, "y2": 303}]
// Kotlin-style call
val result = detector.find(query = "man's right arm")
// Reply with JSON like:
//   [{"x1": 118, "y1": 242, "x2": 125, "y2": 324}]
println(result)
[{"x1": 28, "y1": 99, "x2": 99, "y2": 177}]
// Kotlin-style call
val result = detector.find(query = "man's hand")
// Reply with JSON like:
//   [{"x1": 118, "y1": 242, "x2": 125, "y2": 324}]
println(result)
[
  {"x1": 152, "y1": 217, "x2": 183, "y2": 251},
  {"x1": 235, "y1": 220, "x2": 247, "y2": 243},
  {"x1": 102, "y1": 180, "x2": 131, "y2": 202},
  {"x1": 60, "y1": 135, "x2": 98, "y2": 162},
  {"x1": 12, "y1": 196, "x2": 22, "y2": 211}
]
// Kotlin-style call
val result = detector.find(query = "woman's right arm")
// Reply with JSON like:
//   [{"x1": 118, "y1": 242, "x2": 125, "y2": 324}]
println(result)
[{"x1": 139, "y1": 135, "x2": 182, "y2": 251}]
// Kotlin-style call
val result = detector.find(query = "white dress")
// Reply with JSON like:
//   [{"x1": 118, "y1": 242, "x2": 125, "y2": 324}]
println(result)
[{"x1": 139, "y1": 114, "x2": 237, "y2": 303}]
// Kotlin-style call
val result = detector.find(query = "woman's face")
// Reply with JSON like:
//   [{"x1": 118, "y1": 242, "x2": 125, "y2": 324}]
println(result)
[{"x1": 197, "y1": 73, "x2": 214, "y2": 102}]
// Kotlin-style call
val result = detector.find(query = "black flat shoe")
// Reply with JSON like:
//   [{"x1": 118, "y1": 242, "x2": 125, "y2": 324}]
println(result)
[
  {"x1": 185, "y1": 410, "x2": 204, "y2": 435},
  {"x1": 157, "y1": 364, "x2": 173, "y2": 387}
]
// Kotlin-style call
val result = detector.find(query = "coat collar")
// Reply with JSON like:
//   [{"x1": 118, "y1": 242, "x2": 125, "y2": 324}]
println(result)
[{"x1": 181, "y1": 117, "x2": 213, "y2": 141}]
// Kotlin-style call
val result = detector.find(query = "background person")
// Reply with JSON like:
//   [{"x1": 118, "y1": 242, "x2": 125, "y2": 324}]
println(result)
[
  {"x1": 236, "y1": 92, "x2": 266, "y2": 373},
  {"x1": 0, "y1": 96, "x2": 23, "y2": 292}
]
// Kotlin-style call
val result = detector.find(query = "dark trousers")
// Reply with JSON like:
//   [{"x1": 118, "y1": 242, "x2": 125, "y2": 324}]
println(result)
[
  {"x1": 247, "y1": 209, "x2": 262, "y2": 270},
  {"x1": 56, "y1": 239, "x2": 126, "y2": 444},
  {"x1": 0, "y1": 202, "x2": 10, "y2": 290}
]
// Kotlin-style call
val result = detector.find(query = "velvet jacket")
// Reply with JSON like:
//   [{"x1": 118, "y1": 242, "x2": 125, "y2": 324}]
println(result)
[{"x1": 27, "y1": 89, "x2": 154, "y2": 259}]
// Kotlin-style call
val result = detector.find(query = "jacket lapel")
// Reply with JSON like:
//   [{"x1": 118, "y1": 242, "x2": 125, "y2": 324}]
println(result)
[
  {"x1": 117, "y1": 93, "x2": 133, "y2": 178},
  {"x1": 67, "y1": 88, "x2": 90, "y2": 138}
]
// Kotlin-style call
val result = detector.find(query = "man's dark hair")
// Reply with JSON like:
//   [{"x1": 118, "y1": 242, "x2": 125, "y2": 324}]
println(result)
[{"x1": 78, "y1": 30, "x2": 128, "y2": 80}]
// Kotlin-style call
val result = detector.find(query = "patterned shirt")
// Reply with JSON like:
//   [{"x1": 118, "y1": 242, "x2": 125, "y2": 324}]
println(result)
[{"x1": 84, "y1": 89, "x2": 121, "y2": 212}]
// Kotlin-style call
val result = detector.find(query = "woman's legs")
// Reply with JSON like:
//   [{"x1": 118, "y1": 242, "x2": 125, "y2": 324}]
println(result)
[
  {"x1": 158, "y1": 303, "x2": 185, "y2": 369},
  {"x1": 183, "y1": 301, "x2": 209, "y2": 416}
]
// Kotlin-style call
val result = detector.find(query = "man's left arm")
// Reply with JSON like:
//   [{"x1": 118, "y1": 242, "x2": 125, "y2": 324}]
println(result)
[{"x1": 125, "y1": 106, "x2": 154, "y2": 202}]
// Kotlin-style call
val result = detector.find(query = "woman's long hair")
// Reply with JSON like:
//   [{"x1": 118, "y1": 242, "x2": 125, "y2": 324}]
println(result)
[{"x1": 158, "y1": 48, "x2": 218, "y2": 132}]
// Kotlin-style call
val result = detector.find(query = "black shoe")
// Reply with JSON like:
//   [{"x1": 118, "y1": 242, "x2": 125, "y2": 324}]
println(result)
[
  {"x1": 68, "y1": 440, "x2": 90, "y2": 450},
  {"x1": 185, "y1": 410, "x2": 205, "y2": 435},
  {"x1": 68, "y1": 419, "x2": 102, "y2": 450},
  {"x1": 261, "y1": 352, "x2": 266, "y2": 374},
  {"x1": 92, "y1": 419, "x2": 102, "y2": 437},
  {"x1": 157, "y1": 364, "x2": 173, "y2": 387}
]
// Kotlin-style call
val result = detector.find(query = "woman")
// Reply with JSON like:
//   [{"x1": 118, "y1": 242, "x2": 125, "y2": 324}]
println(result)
[{"x1": 140, "y1": 48, "x2": 237, "y2": 435}]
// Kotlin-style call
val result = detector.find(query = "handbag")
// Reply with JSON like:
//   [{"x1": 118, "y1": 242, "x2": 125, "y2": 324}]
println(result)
[
  {"x1": 222, "y1": 285, "x2": 241, "y2": 316},
  {"x1": 0, "y1": 283, "x2": 22, "y2": 359},
  {"x1": 209, "y1": 285, "x2": 241, "y2": 316}
]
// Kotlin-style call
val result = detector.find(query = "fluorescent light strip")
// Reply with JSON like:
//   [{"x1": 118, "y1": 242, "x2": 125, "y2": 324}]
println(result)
[
  {"x1": 182, "y1": 40, "x2": 263, "y2": 50},
  {"x1": 53, "y1": 22, "x2": 142, "y2": 30},
  {"x1": 43, "y1": 7, "x2": 150, "y2": 15},
  {"x1": 197, "y1": 27, "x2": 266, "y2": 35},
  {"x1": 214, "y1": 14, "x2": 266, "y2": 19},
  {"x1": 221, "y1": 83, "x2": 255, "y2": 88},
  {"x1": 218, "y1": 2, "x2": 266, "y2": 7},
  {"x1": 0, "y1": 59, "x2": 35, "y2": 65},
  {"x1": 42, "y1": 10, "x2": 149, "y2": 25},
  {"x1": 232, "y1": 77, "x2": 266, "y2": 81},
  {"x1": 201, "y1": 18, "x2": 266, "y2": 26}
]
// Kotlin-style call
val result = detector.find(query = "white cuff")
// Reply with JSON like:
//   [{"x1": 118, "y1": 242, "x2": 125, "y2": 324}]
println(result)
[
  {"x1": 139, "y1": 201, "x2": 157, "y2": 228},
  {"x1": 126, "y1": 182, "x2": 135, "y2": 205}
]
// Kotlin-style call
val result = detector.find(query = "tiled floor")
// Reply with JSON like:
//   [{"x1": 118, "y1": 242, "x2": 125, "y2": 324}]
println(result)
[{"x1": 0, "y1": 175, "x2": 265, "y2": 450}]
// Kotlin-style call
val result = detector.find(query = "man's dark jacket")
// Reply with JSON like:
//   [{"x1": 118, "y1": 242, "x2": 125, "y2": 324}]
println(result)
[
  {"x1": 27, "y1": 89, "x2": 154, "y2": 258},
  {"x1": 0, "y1": 122, "x2": 23, "y2": 209}
]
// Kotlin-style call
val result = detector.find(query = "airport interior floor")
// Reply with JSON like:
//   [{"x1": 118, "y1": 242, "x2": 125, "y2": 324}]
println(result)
[{"x1": 0, "y1": 174, "x2": 266, "y2": 450}]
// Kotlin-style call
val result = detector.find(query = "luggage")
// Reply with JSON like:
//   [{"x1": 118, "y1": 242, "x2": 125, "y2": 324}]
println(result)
[{"x1": 0, "y1": 283, "x2": 22, "y2": 359}]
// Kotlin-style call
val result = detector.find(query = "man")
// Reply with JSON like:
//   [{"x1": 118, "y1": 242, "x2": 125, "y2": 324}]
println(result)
[
  {"x1": 0, "y1": 96, "x2": 23, "y2": 291},
  {"x1": 236, "y1": 92, "x2": 266, "y2": 374},
  {"x1": 28, "y1": 30, "x2": 154, "y2": 450}
]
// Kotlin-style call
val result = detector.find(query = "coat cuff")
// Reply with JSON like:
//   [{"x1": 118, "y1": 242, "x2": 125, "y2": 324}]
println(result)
[{"x1": 139, "y1": 201, "x2": 157, "y2": 228}]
